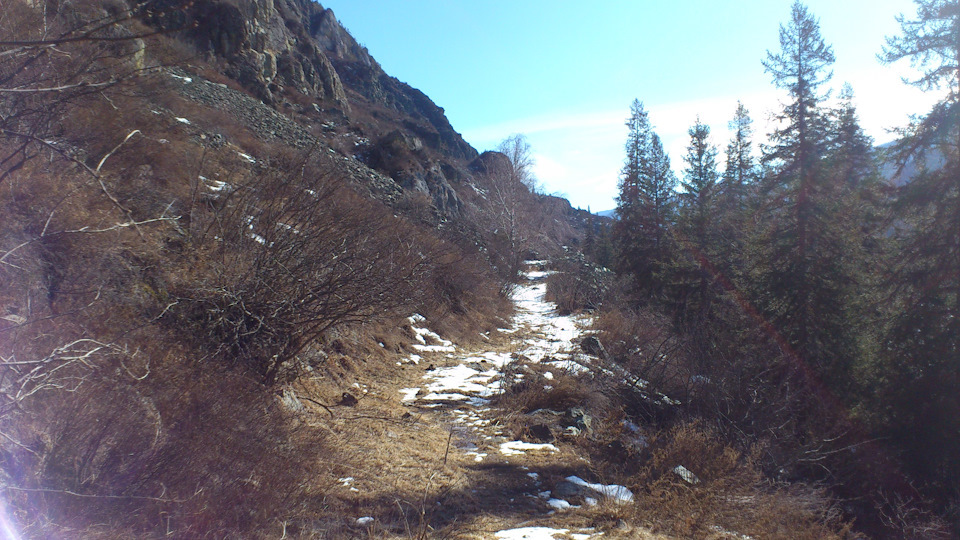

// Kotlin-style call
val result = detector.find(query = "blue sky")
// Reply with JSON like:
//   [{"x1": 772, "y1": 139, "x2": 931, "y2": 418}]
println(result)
[{"x1": 319, "y1": 0, "x2": 941, "y2": 211}]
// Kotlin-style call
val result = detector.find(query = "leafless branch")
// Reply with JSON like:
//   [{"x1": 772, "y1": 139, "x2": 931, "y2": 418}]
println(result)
[{"x1": 1, "y1": 484, "x2": 188, "y2": 503}]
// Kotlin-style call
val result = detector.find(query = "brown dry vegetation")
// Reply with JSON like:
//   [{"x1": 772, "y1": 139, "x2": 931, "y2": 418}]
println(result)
[
  {"x1": 492, "y1": 334, "x2": 856, "y2": 539},
  {"x1": 0, "y1": 2, "x2": 524, "y2": 537},
  {"x1": 0, "y1": 2, "x2": 887, "y2": 538}
]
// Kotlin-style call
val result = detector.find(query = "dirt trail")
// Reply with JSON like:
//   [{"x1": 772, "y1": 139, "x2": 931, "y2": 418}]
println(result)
[{"x1": 337, "y1": 262, "x2": 664, "y2": 539}]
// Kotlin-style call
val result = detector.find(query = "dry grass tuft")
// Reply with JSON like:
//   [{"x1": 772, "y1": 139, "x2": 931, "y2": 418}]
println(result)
[{"x1": 626, "y1": 421, "x2": 851, "y2": 540}]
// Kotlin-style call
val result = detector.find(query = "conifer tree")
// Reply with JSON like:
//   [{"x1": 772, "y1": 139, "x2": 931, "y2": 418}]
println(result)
[
  {"x1": 828, "y1": 85, "x2": 879, "y2": 190},
  {"x1": 756, "y1": 2, "x2": 871, "y2": 393},
  {"x1": 670, "y1": 119, "x2": 720, "y2": 320},
  {"x1": 712, "y1": 102, "x2": 759, "y2": 285},
  {"x1": 680, "y1": 118, "x2": 719, "y2": 247},
  {"x1": 614, "y1": 100, "x2": 677, "y2": 297},
  {"x1": 641, "y1": 133, "x2": 679, "y2": 296},
  {"x1": 878, "y1": 0, "x2": 960, "y2": 497},
  {"x1": 614, "y1": 99, "x2": 651, "y2": 277},
  {"x1": 723, "y1": 101, "x2": 757, "y2": 203}
]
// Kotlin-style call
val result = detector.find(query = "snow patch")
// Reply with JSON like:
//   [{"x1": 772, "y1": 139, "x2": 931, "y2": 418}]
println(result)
[
  {"x1": 499, "y1": 441, "x2": 559, "y2": 456},
  {"x1": 709, "y1": 525, "x2": 755, "y2": 540},
  {"x1": 547, "y1": 498, "x2": 575, "y2": 510},
  {"x1": 673, "y1": 465, "x2": 700, "y2": 484},
  {"x1": 565, "y1": 476, "x2": 634, "y2": 503},
  {"x1": 465, "y1": 451, "x2": 487, "y2": 462},
  {"x1": 423, "y1": 364, "x2": 503, "y2": 398},
  {"x1": 399, "y1": 388, "x2": 419, "y2": 402},
  {"x1": 495, "y1": 527, "x2": 569, "y2": 540},
  {"x1": 202, "y1": 178, "x2": 231, "y2": 193},
  {"x1": 400, "y1": 354, "x2": 421, "y2": 365}
]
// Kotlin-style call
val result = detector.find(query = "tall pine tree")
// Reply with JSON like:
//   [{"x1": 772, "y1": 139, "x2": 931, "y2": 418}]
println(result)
[
  {"x1": 877, "y1": 0, "x2": 960, "y2": 499},
  {"x1": 759, "y1": 1, "x2": 861, "y2": 387},
  {"x1": 680, "y1": 117, "x2": 720, "y2": 247},
  {"x1": 614, "y1": 100, "x2": 677, "y2": 298},
  {"x1": 714, "y1": 102, "x2": 759, "y2": 285},
  {"x1": 614, "y1": 99, "x2": 653, "y2": 279},
  {"x1": 671, "y1": 119, "x2": 720, "y2": 321},
  {"x1": 723, "y1": 101, "x2": 758, "y2": 202}
]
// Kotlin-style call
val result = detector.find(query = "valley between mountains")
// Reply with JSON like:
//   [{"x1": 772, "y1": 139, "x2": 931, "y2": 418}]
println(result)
[
  {"x1": 4, "y1": 1, "x2": 955, "y2": 537},
  {"x1": 303, "y1": 262, "x2": 673, "y2": 540}
]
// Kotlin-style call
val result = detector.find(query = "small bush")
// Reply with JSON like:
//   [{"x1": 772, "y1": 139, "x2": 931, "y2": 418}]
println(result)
[
  {"x1": 174, "y1": 156, "x2": 437, "y2": 384},
  {"x1": 544, "y1": 255, "x2": 616, "y2": 314},
  {"x1": 629, "y1": 421, "x2": 850, "y2": 539},
  {"x1": 6, "y1": 348, "x2": 331, "y2": 538},
  {"x1": 496, "y1": 367, "x2": 591, "y2": 414}
]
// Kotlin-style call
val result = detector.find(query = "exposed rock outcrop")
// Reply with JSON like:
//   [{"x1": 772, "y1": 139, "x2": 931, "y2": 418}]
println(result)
[
  {"x1": 142, "y1": 0, "x2": 478, "y2": 219},
  {"x1": 308, "y1": 8, "x2": 477, "y2": 161},
  {"x1": 144, "y1": 0, "x2": 348, "y2": 108},
  {"x1": 368, "y1": 130, "x2": 464, "y2": 217},
  {"x1": 470, "y1": 151, "x2": 513, "y2": 176}
]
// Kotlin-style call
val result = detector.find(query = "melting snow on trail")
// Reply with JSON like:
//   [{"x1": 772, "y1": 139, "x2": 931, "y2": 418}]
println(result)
[
  {"x1": 565, "y1": 475, "x2": 634, "y2": 503},
  {"x1": 396, "y1": 262, "x2": 609, "y2": 537},
  {"x1": 499, "y1": 441, "x2": 559, "y2": 456},
  {"x1": 495, "y1": 527, "x2": 602, "y2": 540},
  {"x1": 511, "y1": 267, "x2": 591, "y2": 373}
]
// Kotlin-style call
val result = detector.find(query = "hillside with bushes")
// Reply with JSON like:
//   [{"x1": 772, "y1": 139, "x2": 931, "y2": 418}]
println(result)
[{"x1": 1, "y1": 1, "x2": 957, "y2": 538}]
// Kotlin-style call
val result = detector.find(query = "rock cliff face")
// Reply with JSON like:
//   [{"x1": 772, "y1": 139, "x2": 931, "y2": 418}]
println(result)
[
  {"x1": 144, "y1": 0, "x2": 476, "y2": 218},
  {"x1": 146, "y1": 0, "x2": 473, "y2": 158},
  {"x1": 147, "y1": 0, "x2": 348, "y2": 107},
  {"x1": 306, "y1": 7, "x2": 476, "y2": 162}
]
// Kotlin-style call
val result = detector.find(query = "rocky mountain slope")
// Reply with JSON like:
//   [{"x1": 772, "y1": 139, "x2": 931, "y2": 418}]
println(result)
[
  {"x1": 143, "y1": 0, "x2": 493, "y2": 220},
  {"x1": 0, "y1": 2, "x2": 602, "y2": 537}
]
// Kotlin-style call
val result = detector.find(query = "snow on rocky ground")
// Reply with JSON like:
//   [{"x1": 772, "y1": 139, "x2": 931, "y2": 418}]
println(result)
[
  {"x1": 397, "y1": 261, "x2": 629, "y2": 538},
  {"x1": 495, "y1": 526, "x2": 601, "y2": 540}
]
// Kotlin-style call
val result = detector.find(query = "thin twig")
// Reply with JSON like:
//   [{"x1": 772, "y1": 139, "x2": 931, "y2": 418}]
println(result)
[{"x1": 1, "y1": 485, "x2": 188, "y2": 503}]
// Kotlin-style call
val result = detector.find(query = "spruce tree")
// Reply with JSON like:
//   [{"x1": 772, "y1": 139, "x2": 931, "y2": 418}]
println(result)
[
  {"x1": 878, "y1": 0, "x2": 960, "y2": 498},
  {"x1": 723, "y1": 101, "x2": 757, "y2": 203},
  {"x1": 614, "y1": 99, "x2": 652, "y2": 278},
  {"x1": 715, "y1": 102, "x2": 759, "y2": 285},
  {"x1": 671, "y1": 119, "x2": 720, "y2": 320},
  {"x1": 641, "y1": 133, "x2": 679, "y2": 297},
  {"x1": 680, "y1": 118, "x2": 719, "y2": 244},
  {"x1": 759, "y1": 1, "x2": 859, "y2": 386},
  {"x1": 614, "y1": 100, "x2": 677, "y2": 297}
]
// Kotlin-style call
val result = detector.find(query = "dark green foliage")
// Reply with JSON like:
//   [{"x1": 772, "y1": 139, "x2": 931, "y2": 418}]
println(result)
[
  {"x1": 601, "y1": 2, "x2": 959, "y2": 534},
  {"x1": 679, "y1": 118, "x2": 720, "y2": 245},
  {"x1": 669, "y1": 118, "x2": 720, "y2": 324},
  {"x1": 753, "y1": 1, "x2": 870, "y2": 390},
  {"x1": 614, "y1": 100, "x2": 677, "y2": 298},
  {"x1": 875, "y1": 0, "x2": 960, "y2": 505},
  {"x1": 723, "y1": 101, "x2": 758, "y2": 199}
]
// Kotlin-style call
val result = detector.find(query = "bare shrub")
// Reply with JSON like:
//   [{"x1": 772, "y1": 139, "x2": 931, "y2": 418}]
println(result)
[
  {"x1": 0, "y1": 1, "x2": 192, "y2": 182},
  {"x1": 469, "y1": 150, "x2": 537, "y2": 281},
  {"x1": 418, "y1": 249, "x2": 512, "y2": 343},
  {"x1": 592, "y1": 306, "x2": 688, "y2": 409},
  {"x1": 629, "y1": 421, "x2": 849, "y2": 539},
  {"x1": 544, "y1": 255, "x2": 614, "y2": 314},
  {"x1": 177, "y1": 153, "x2": 436, "y2": 384},
  {"x1": 4, "y1": 345, "x2": 329, "y2": 538},
  {"x1": 874, "y1": 491, "x2": 953, "y2": 540},
  {"x1": 495, "y1": 368, "x2": 591, "y2": 415}
]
